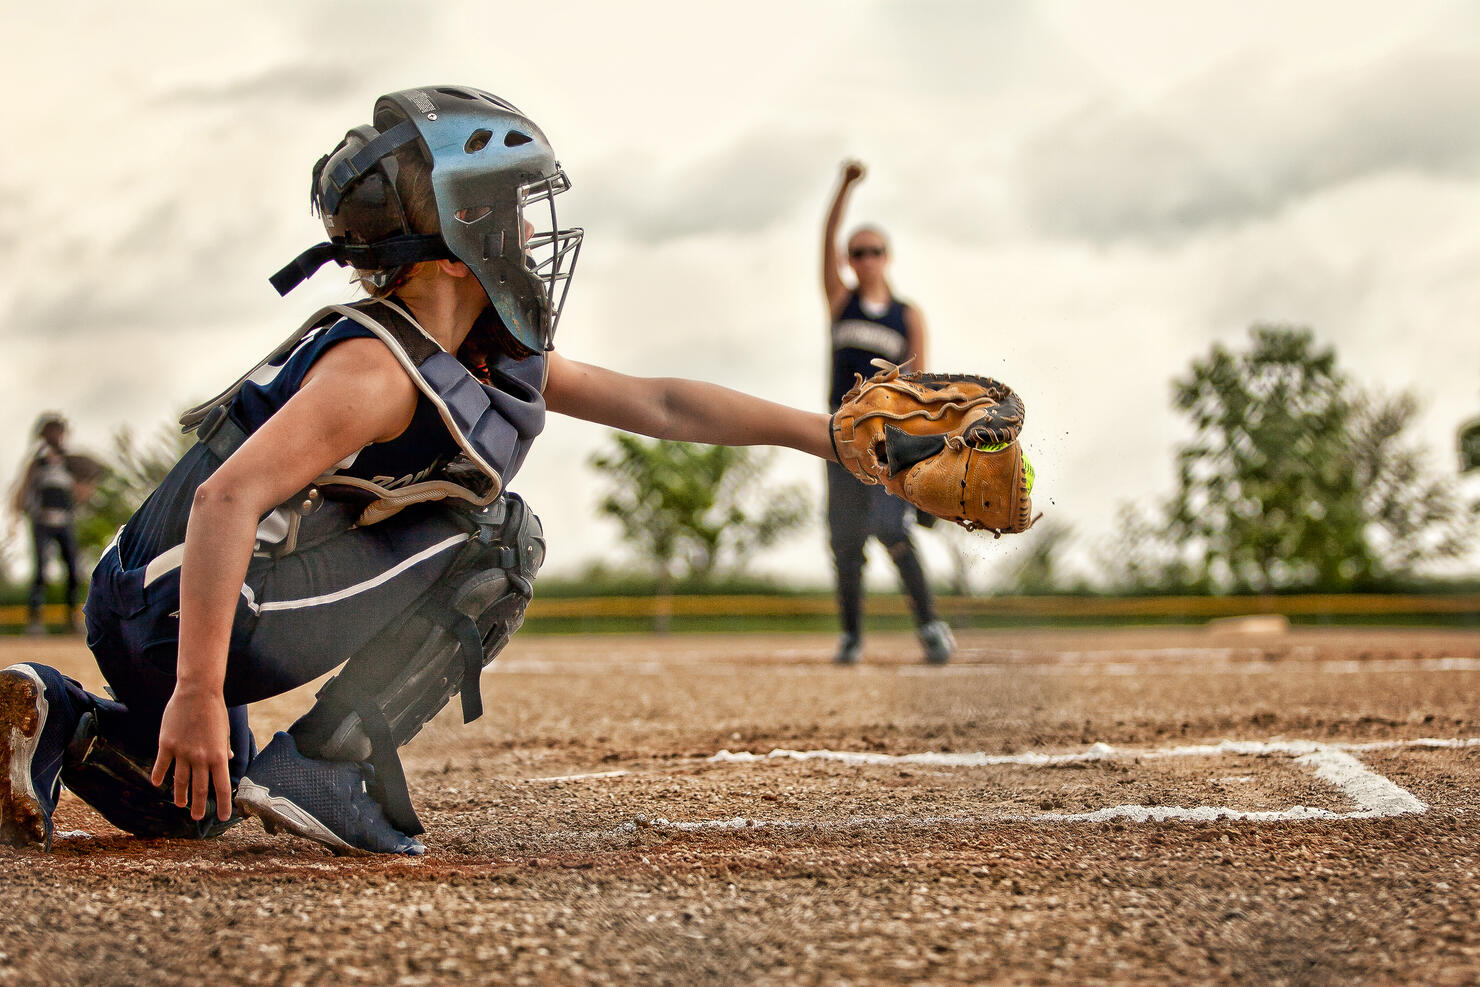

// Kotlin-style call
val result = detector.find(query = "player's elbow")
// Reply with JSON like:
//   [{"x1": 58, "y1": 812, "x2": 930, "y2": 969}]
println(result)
[
  {"x1": 192, "y1": 474, "x2": 268, "y2": 522},
  {"x1": 191, "y1": 477, "x2": 236, "y2": 515}
]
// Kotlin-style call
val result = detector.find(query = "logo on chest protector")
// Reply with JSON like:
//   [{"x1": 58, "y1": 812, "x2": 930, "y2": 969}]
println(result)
[{"x1": 370, "y1": 462, "x2": 442, "y2": 490}]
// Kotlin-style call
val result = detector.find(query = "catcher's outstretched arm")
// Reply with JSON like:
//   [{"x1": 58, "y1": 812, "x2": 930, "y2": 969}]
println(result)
[{"x1": 544, "y1": 352, "x2": 836, "y2": 461}]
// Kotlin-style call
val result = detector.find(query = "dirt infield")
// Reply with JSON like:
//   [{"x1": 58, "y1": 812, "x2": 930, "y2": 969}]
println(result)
[{"x1": 3, "y1": 624, "x2": 1480, "y2": 985}]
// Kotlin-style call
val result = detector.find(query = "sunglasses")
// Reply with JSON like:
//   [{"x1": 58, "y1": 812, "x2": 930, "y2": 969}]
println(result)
[{"x1": 849, "y1": 246, "x2": 886, "y2": 260}]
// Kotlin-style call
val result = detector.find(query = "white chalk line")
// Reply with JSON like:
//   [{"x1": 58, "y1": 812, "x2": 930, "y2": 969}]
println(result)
[
  {"x1": 584, "y1": 736, "x2": 1479, "y2": 835},
  {"x1": 531, "y1": 736, "x2": 1479, "y2": 783},
  {"x1": 491, "y1": 655, "x2": 1480, "y2": 678},
  {"x1": 705, "y1": 736, "x2": 1480, "y2": 768},
  {"x1": 528, "y1": 769, "x2": 630, "y2": 783}
]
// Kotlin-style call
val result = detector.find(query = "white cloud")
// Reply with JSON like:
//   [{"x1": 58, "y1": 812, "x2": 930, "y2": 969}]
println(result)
[{"x1": 1017, "y1": 46, "x2": 1480, "y2": 242}]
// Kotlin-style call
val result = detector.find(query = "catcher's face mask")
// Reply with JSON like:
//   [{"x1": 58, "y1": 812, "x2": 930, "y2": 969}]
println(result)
[{"x1": 271, "y1": 86, "x2": 583, "y2": 353}]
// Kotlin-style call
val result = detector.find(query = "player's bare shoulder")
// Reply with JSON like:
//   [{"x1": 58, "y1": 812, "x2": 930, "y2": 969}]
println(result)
[{"x1": 303, "y1": 336, "x2": 420, "y2": 439}]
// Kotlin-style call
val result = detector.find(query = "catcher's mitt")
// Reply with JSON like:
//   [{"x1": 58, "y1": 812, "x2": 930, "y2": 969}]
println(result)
[{"x1": 830, "y1": 362, "x2": 1038, "y2": 535}]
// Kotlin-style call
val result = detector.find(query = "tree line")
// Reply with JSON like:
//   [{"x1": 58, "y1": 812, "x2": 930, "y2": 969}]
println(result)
[{"x1": 7, "y1": 324, "x2": 1476, "y2": 599}]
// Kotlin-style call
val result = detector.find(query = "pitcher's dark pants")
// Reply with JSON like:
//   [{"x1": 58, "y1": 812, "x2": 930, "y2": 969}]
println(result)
[{"x1": 826, "y1": 461, "x2": 938, "y2": 638}]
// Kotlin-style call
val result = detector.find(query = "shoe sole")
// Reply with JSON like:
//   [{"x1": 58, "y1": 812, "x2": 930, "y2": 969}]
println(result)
[
  {"x1": 234, "y1": 779, "x2": 360, "y2": 855},
  {"x1": 0, "y1": 667, "x2": 49, "y2": 850},
  {"x1": 921, "y1": 625, "x2": 956, "y2": 665}
]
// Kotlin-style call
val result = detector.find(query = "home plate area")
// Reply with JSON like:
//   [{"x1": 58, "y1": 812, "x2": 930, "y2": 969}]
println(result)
[{"x1": 508, "y1": 737, "x2": 1463, "y2": 841}]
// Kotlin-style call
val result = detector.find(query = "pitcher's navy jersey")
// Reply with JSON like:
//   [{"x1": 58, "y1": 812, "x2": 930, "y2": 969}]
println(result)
[{"x1": 829, "y1": 291, "x2": 912, "y2": 409}]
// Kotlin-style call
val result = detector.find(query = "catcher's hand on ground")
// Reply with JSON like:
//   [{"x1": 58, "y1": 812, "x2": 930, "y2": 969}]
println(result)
[{"x1": 830, "y1": 361, "x2": 1039, "y2": 535}]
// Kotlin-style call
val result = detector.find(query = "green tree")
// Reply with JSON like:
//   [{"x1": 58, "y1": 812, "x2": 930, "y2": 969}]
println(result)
[
  {"x1": 1460, "y1": 412, "x2": 1480, "y2": 474},
  {"x1": 588, "y1": 435, "x2": 809, "y2": 617},
  {"x1": 76, "y1": 422, "x2": 193, "y2": 558},
  {"x1": 1003, "y1": 519, "x2": 1080, "y2": 595},
  {"x1": 1106, "y1": 325, "x2": 1473, "y2": 593},
  {"x1": 0, "y1": 524, "x2": 23, "y2": 598},
  {"x1": 1350, "y1": 391, "x2": 1475, "y2": 577}
]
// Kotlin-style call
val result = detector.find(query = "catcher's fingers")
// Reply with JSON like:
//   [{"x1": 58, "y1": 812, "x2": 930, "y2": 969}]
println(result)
[
  {"x1": 212, "y1": 760, "x2": 233, "y2": 822},
  {"x1": 190, "y1": 758, "x2": 229, "y2": 822},
  {"x1": 150, "y1": 746, "x2": 174, "y2": 790},
  {"x1": 190, "y1": 762, "x2": 213, "y2": 820},
  {"x1": 173, "y1": 754, "x2": 191, "y2": 809}
]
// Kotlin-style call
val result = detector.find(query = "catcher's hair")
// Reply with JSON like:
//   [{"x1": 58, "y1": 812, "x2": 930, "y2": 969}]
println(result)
[
  {"x1": 355, "y1": 148, "x2": 534, "y2": 364},
  {"x1": 354, "y1": 146, "x2": 439, "y2": 300}
]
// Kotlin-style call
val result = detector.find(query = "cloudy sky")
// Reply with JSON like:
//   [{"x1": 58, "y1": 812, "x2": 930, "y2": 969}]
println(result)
[{"x1": 5, "y1": 0, "x2": 1479, "y2": 587}]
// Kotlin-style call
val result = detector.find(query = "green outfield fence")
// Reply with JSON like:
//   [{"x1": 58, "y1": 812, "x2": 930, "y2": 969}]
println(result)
[{"x1": 8, "y1": 593, "x2": 1478, "y2": 634}]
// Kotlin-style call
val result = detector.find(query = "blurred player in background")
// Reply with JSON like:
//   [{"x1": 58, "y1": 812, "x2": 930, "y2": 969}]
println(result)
[
  {"x1": 8, "y1": 413, "x2": 88, "y2": 635},
  {"x1": 821, "y1": 161, "x2": 953, "y2": 666}
]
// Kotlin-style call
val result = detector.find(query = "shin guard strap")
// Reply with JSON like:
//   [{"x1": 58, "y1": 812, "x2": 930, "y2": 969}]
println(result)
[{"x1": 452, "y1": 613, "x2": 484, "y2": 723}]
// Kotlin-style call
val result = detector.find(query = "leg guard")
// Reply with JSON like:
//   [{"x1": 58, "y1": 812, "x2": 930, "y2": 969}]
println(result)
[
  {"x1": 61, "y1": 712, "x2": 246, "y2": 840},
  {"x1": 286, "y1": 493, "x2": 544, "y2": 836}
]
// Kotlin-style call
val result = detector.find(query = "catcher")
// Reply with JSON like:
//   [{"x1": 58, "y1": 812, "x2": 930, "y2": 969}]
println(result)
[{"x1": 0, "y1": 86, "x2": 1034, "y2": 857}]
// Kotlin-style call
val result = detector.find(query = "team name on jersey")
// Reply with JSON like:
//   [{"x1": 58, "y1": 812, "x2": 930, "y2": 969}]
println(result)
[{"x1": 832, "y1": 320, "x2": 910, "y2": 361}]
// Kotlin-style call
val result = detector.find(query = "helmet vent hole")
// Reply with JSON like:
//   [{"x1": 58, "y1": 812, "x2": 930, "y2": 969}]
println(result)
[
  {"x1": 434, "y1": 87, "x2": 478, "y2": 100},
  {"x1": 464, "y1": 130, "x2": 493, "y2": 153},
  {"x1": 504, "y1": 131, "x2": 533, "y2": 147},
  {"x1": 454, "y1": 205, "x2": 493, "y2": 224}
]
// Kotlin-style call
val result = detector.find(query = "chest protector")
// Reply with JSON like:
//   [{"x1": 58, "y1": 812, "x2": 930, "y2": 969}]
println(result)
[{"x1": 180, "y1": 298, "x2": 546, "y2": 548}]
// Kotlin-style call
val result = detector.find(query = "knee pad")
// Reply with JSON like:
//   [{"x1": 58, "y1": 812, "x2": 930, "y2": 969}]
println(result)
[
  {"x1": 884, "y1": 537, "x2": 915, "y2": 560},
  {"x1": 288, "y1": 493, "x2": 544, "y2": 835},
  {"x1": 61, "y1": 713, "x2": 243, "y2": 840}
]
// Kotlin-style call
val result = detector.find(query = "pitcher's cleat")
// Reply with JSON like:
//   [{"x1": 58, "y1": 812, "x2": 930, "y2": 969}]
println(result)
[
  {"x1": 919, "y1": 620, "x2": 956, "y2": 666},
  {"x1": 235, "y1": 732, "x2": 425, "y2": 856},
  {"x1": 0, "y1": 664, "x2": 65, "y2": 850},
  {"x1": 833, "y1": 633, "x2": 863, "y2": 666}
]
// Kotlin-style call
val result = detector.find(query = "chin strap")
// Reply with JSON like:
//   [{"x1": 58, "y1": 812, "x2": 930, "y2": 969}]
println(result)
[{"x1": 269, "y1": 234, "x2": 453, "y2": 296}]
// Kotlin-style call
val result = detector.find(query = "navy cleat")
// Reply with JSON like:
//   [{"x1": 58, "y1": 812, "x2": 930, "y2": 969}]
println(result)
[
  {"x1": 234, "y1": 732, "x2": 425, "y2": 856},
  {"x1": 919, "y1": 620, "x2": 956, "y2": 665},
  {"x1": 0, "y1": 664, "x2": 68, "y2": 850},
  {"x1": 833, "y1": 633, "x2": 863, "y2": 666}
]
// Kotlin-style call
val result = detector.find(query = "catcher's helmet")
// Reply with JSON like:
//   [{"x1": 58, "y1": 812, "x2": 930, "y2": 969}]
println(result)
[{"x1": 271, "y1": 86, "x2": 583, "y2": 352}]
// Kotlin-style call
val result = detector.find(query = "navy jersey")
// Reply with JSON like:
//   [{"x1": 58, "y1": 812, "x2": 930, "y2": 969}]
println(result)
[
  {"x1": 119, "y1": 317, "x2": 544, "y2": 570},
  {"x1": 829, "y1": 291, "x2": 912, "y2": 409}
]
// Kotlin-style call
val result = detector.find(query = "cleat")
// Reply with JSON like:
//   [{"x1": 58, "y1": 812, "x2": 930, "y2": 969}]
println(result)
[
  {"x1": 833, "y1": 633, "x2": 863, "y2": 666},
  {"x1": 235, "y1": 732, "x2": 425, "y2": 856},
  {"x1": 919, "y1": 620, "x2": 956, "y2": 665},
  {"x1": 0, "y1": 665, "x2": 65, "y2": 850}
]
